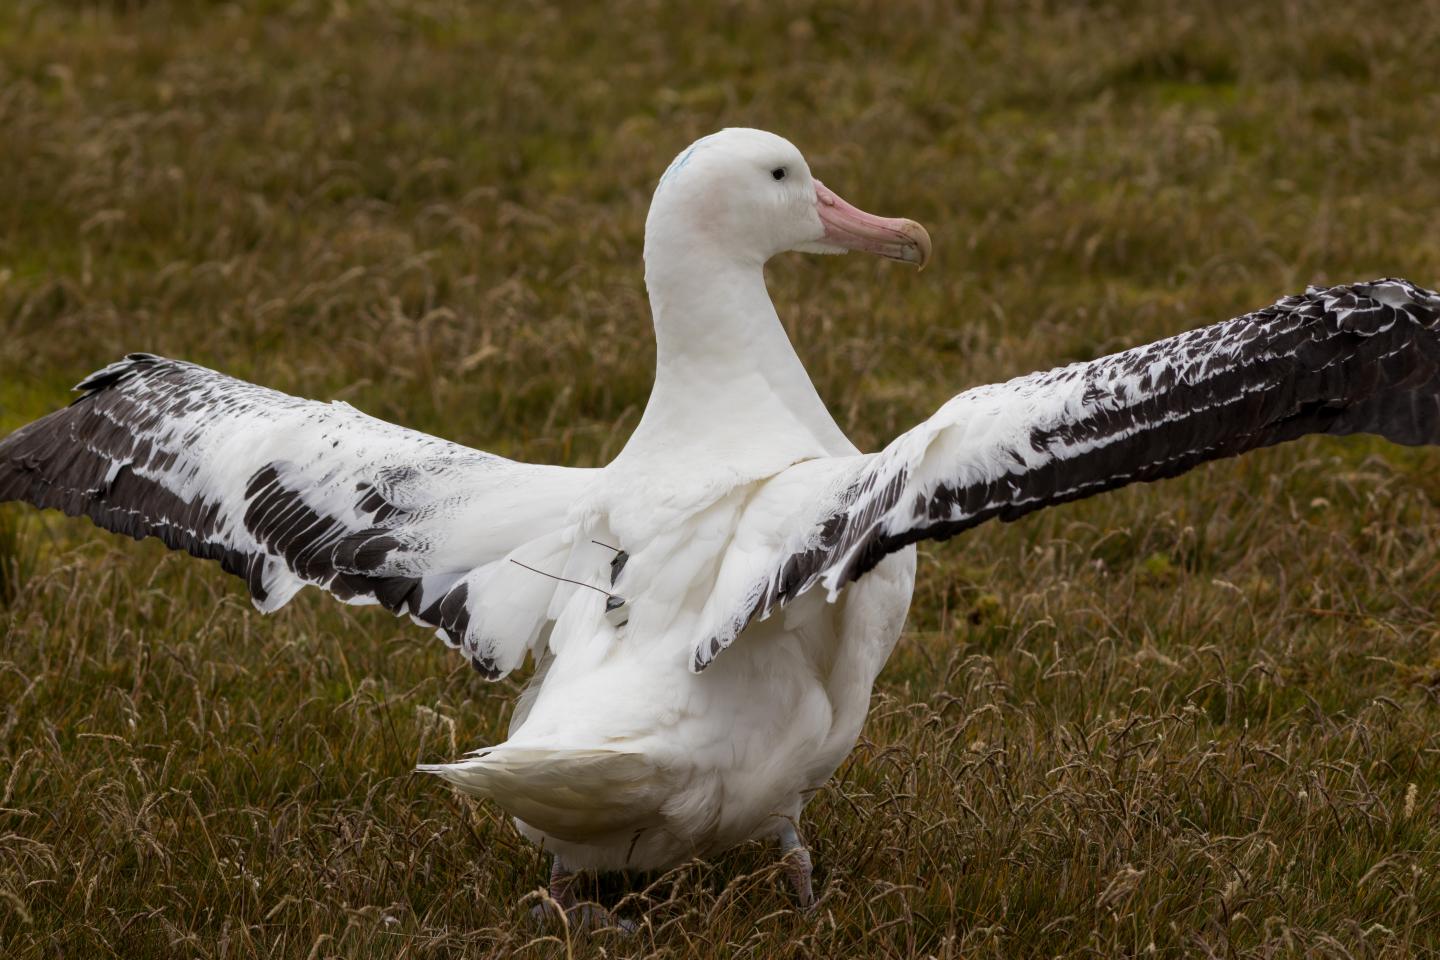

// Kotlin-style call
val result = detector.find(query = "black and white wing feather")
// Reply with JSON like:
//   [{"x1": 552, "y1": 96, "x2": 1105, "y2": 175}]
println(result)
[
  {"x1": 696, "y1": 278, "x2": 1440, "y2": 670},
  {"x1": 0, "y1": 354, "x2": 595, "y2": 678}
]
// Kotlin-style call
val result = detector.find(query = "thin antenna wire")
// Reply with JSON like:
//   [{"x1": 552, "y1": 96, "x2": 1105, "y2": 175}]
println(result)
[
  {"x1": 589, "y1": 540, "x2": 621, "y2": 553},
  {"x1": 508, "y1": 558, "x2": 613, "y2": 598}
]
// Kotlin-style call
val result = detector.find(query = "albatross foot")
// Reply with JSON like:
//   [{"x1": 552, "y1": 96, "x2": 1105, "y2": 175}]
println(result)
[
  {"x1": 529, "y1": 856, "x2": 636, "y2": 935},
  {"x1": 529, "y1": 901, "x2": 636, "y2": 935},
  {"x1": 777, "y1": 822, "x2": 817, "y2": 911}
]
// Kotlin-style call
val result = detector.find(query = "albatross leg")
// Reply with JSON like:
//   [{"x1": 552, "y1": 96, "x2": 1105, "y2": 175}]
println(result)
[
  {"x1": 777, "y1": 823, "x2": 816, "y2": 910},
  {"x1": 530, "y1": 856, "x2": 634, "y2": 934},
  {"x1": 548, "y1": 856, "x2": 578, "y2": 912}
]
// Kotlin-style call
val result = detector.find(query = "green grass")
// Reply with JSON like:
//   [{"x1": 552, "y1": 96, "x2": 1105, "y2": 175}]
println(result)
[{"x1": 3, "y1": 1, "x2": 1440, "y2": 956}]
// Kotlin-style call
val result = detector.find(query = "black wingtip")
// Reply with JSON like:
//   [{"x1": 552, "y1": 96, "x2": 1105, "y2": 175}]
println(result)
[
  {"x1": 609, "y1": 549, "x2": 629, "y2": 585},
  {"x1": 470, "y1": 653, "x2": 502, "y2": 680},
  {"x1": 71, "y1": 353, "x2": 167, "y2": 397}
]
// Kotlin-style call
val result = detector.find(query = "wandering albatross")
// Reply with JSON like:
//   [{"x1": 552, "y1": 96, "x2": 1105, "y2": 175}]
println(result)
[{"x1": 3, "y1": 128, "x2": 1439, "y2": 926}]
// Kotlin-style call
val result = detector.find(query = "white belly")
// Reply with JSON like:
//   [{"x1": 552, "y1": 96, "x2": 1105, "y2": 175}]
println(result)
[{"x1": 501, "y1": 547, "x2": 917, "y2": 872}]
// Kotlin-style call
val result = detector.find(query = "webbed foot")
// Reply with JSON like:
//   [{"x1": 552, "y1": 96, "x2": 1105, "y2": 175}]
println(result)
[
  {"x1": 529, "y1": 855, "x2": 636, "y2": 934},
  {"x1": 529, "y1": 900, "x2": 636, "y2": 934},
  {"x1": 777, "y1": 822, "x2": 817, "y2": 911}
]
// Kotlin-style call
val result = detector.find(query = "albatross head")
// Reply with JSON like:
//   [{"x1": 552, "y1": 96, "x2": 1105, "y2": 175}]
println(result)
[
  {"x1": 647, "y1": 128, "x2": 931, "y2": 269},
  {"x1": 629, "y1": 128, "x2": 929, "y2": 460}
]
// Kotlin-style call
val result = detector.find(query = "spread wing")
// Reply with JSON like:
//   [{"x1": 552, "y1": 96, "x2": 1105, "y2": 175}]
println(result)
[
  {"x1": 695, "y1": 278, "x2": 1440, "y2": 670},
  {"x1": 0, "y1": 354, "x2": 596, "y2": 678}
]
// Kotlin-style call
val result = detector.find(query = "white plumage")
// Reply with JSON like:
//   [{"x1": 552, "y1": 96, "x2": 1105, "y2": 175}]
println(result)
[{"x1": 3, "y1": 128, "x2": 1438, "y2": 919}]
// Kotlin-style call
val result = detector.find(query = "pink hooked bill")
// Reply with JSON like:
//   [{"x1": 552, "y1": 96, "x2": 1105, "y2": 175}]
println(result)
[{"x1": 814, "y1": 180, "x2": 932, "y2": 269}]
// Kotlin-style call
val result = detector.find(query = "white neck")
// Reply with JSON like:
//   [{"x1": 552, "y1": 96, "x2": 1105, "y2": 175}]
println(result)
[{"x1": 616, "y1": 234, "x2": 857, "y2": 468}]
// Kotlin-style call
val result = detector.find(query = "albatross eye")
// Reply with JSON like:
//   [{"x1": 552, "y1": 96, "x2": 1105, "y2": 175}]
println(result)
[{"x1": 771, "y1": 167, "x2": 787, "y2": 181}]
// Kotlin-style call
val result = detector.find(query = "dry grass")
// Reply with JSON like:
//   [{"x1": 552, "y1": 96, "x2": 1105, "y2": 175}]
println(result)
[{"x1": 3, "y1": 1, "x2": 1440, "y2": 956}]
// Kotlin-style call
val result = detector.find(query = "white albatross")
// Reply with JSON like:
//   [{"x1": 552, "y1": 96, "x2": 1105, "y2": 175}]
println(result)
[{"x1": 3, "y1": 128, "x2": 1440, "y2": 926}]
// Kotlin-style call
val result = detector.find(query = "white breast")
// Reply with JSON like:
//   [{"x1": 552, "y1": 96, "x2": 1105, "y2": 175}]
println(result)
[
  {"x1": 426, "y1": 457, "x2": 916, "y2": 871},
  {"x1": 502, "y1": 544, "x2": 916, "y2": 872}
]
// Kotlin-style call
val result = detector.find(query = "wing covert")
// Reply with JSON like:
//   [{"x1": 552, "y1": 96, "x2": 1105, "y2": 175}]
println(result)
[
  {"x1": 695, "y1": 278, "x2": 1440, "y2": 670},
  {"x1": 0, "y1": 354, "x2": 594, "y2": 677}
]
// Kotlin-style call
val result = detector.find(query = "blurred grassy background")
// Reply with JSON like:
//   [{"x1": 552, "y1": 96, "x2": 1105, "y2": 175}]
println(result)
[{"x1": 2, "y1": 1, "x2": 1439, "y2": 956}]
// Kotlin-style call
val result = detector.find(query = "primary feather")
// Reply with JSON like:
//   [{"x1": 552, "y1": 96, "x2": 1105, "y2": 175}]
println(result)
[
  {"x1": 696, "y1": 278, "x2": 1440, "y2": 668},
  {"x1": 0, "y1": 353, "x2": 594, "y2": 676}
]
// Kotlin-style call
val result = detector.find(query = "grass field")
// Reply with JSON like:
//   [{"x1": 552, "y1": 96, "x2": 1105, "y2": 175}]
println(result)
[{"x1": 3, "y1": 1, "x2": 1440, "y2": 956}]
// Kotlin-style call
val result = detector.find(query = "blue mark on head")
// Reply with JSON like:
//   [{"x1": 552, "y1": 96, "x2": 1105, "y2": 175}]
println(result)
[{"x1": 657, "y1": 134, "x2": 716, "y2": 190}]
